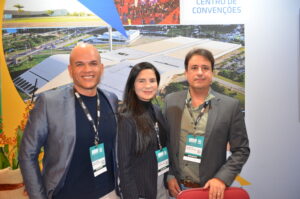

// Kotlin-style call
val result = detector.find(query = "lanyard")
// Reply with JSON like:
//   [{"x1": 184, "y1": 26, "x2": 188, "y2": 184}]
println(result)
[
  {"x1": 186, "y1": 99, "x2": 210, "y2": 132},
  {"x1": 74, "y1": 90, "x2": 100, "y2": 145},
  {"x1": 150, "y1": 105, "x2": 162, "y2": 150},
  {"x1": 154, "y1": 122, "x2": 162, "y2": 150}
]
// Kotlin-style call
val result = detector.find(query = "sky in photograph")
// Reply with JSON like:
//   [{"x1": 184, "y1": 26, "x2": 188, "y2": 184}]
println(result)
[{"x1": 5, "y1": 0, "x2": 92, "y2": 13}]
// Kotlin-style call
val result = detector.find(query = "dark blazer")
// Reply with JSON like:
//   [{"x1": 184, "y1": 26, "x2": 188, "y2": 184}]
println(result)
[
  {"x1": 117, "y1": 104, "x2": 168, "y2": 199},
  {"x1": 19, "y1": 86, "x2": 118, "y2": 199},
  {"x1": 164, "y1": 89, "x2": 250, "y2": 187}
]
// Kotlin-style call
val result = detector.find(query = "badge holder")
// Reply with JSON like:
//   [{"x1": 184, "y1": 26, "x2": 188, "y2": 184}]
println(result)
[
  {"x1": 155, "y1": 147, "x2": 169, "y2": 176},
  {"x1": 89, "y1": 143, "x2": 107, "y2": 177},
  {"x1": 183, "y1": 135, "x2": 204, "y2": 163}
]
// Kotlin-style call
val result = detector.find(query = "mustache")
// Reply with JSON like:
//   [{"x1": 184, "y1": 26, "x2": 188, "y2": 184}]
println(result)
[{"x1": 193, "y1": 77, "x2": 205, "y2": 80}]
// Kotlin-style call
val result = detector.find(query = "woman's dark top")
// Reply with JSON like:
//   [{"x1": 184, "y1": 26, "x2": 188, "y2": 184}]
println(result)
[{"x1": 117, "y1": 101, "x2": 168, "y2": 199}]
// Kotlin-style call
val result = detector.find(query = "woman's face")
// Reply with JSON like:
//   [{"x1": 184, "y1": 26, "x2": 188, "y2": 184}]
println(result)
[{"x1": 134, "y1": 69, "x2": 158, "y2": 101}]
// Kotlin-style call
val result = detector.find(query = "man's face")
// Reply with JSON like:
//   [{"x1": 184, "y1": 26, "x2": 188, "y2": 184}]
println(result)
[
  {"x1": 68, "y1": 45, "x2": 103, "y2": 96},
  {"x1": 185, "y1": 54, "x2": 213, "y2": 91}
]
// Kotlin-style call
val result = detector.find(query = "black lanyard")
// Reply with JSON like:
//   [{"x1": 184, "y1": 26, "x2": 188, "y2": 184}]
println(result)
[
  {"x1": 154, "y1": 122, "x2": 162, "y2": 150},
  {"x1": 186, "y1": 99, "x2": 210, "y2": 131},
  {"x1": 74, "y1": 90, "x2": 100, "y2": 145},
  {"x1": 150, "y1": 105, "x2": 162, "y2": 150}
]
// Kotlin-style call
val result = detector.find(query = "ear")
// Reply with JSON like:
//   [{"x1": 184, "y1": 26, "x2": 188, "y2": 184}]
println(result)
[
  {"x1": 100, "y1": 63, "x2": 104, "y2": 75},
  {"x1": 68, "y1": 64, "x2": 73, "y2": 79},
  {"x1": 184, "y1": 70, "x2": 188, "y2": 79}
]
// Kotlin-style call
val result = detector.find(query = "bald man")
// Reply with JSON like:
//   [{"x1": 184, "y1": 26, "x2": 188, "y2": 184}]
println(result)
[{"x1": 19, "y1": 43, "x2": 119, "y2": 199}]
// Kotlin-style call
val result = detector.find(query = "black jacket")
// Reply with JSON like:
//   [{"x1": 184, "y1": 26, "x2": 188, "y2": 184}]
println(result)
[{"x1": 117, "y1": 104, "x2": 168, "y2": 199}]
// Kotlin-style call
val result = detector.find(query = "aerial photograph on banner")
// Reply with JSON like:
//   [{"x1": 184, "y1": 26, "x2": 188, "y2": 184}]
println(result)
[
  {"x1": 2, "y1": 24, "x2": 245, "y2": 110},
  {"x1": 2, "y1": 0, "x2": 107, "y2": 28},
  {"x1": 115, "y1": 0, "x2": 180, "y2": 25}
]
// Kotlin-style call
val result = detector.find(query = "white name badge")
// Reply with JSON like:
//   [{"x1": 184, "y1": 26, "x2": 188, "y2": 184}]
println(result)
[
  {"x1": 155, "y1": 147, "x2": 169, "y2": 176},
  {"x1": 89, "y1": 144, "x2": 107, "y2": 177},
  {"x1": 183, "y1": 135, "x2": 204, "y2": 163}
]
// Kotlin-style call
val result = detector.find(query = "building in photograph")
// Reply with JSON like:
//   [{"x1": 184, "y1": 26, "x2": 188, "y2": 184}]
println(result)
[
  {"x1": 83, "y1": 29, "x2": 140, "y2": 44},
  {"x1": 19, "y1": 36, "x2": 242, "y2": 98},
  {"x1": 4, "y1": 9, "x2": 68, "y2": 19}
]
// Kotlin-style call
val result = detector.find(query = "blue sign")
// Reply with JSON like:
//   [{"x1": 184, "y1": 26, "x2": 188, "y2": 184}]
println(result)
[{"x1": 78, "y1": 0, "x2": 127, "y2": 37}]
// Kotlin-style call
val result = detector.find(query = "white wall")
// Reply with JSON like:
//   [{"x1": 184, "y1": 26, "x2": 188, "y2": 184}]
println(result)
[{"x1": 244, "y1": 0, "x2": 300, "y2": 198}]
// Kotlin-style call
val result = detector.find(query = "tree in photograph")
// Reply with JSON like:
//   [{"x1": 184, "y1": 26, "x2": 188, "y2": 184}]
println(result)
[
  {"x1": 13, "y1": 4, "x2": 24, "y2": 13},
  {"x1": 211, "y1": 82, "x2": 225, "y2": 93},
  {"x1": 27, "y1": 55, "x2": 33, "y2": 61},
  {"x1": 47, "y1": 10, "x2": 54, "y2": 16},
  {"x1": 79, "y1": 12, "x2": 86, "y2": 17}
]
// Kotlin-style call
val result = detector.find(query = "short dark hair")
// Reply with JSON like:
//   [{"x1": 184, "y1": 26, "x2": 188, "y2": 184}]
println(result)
[{"x1": 184, "y1": 48, "x2": 215, "y2": 71}]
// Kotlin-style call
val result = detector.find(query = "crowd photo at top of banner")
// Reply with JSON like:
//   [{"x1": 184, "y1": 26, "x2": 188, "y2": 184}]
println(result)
[{"x1": 115, "y1": 0, "x2": 179, "y2": 25}]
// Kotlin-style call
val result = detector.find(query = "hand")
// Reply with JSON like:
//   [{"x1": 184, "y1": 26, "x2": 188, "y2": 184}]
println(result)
[
  {"x1": 203, "y1": 178, "x2": 226, "y2": 199},
  {"x1": 167, "y1": 178, "x2": 181, "y2": 197},
  {"x1": 23, "y1": 187, "x2": 28, "y2": 196}
]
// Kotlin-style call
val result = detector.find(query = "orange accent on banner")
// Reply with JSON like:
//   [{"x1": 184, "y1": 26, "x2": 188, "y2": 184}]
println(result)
[
  {"x1": 0, "y1": 0, "x2": 26, "y2": 137},
  {"x1": 235, "y1": 175, "x2": 251, "y2": 186},
  {"x1": 159, "y1": 7, "x2": 180, "y2": 24}
]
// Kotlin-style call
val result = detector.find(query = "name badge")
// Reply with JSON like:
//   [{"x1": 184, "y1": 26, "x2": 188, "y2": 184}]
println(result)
[
  {"x1": 89, "y1": 144, "x2": 107, "y2": 177},
  {"x1": 183, "y1": 135, "x2": 204, "y2": 163},
  {"x1": 155, "y1": 147, "x2": 169, "y2": 176}
]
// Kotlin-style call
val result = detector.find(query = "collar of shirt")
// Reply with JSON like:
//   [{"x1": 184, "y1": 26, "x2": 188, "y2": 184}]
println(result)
[{"x1": 187, "y1": 88, "x2": 215, "y2": 110}]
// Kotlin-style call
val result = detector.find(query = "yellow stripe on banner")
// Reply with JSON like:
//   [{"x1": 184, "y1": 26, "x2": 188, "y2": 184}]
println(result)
[
  {"x1": 0, "y1": 0, "x2": 26, "y2": 137},
  {"x1": 235, "y1": 175, "x2": 251, "y2": 186}
]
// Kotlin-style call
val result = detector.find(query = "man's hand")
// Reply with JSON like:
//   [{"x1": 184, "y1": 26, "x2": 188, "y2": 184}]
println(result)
[
  {"x1": 167, "y1": 178, "x2": 181, "y2": 197},
  {"x1": 203, "y1": 178, "x2": 226, "y2": 199},
  {"x1": 23, "y1": 186, "x2": 28, "y2": 196}
]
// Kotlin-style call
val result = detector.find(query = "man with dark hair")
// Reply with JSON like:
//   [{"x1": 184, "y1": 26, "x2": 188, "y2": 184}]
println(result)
[
  {"x1": 19, "y1": 43, "x2": 119, "y2": 199},
  {"x1": 164, "y1": 48, "x2": 250, "y2": 199}
]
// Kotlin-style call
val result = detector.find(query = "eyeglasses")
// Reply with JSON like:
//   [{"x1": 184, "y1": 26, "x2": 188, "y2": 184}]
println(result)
[{"x1": 188, "y1": 65, "x2": 212, "y2": 72}]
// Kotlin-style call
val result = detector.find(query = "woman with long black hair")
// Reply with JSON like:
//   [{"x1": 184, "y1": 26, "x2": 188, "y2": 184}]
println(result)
[{"x1": 117, "y1": 62, "x2": 169, "y2": 199}]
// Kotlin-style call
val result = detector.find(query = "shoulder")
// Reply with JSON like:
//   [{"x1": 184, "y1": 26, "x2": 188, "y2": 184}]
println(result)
[
  {"x1": 211, "y1": 90, "x2": 242, "y2": 116},
  {"x1": 152, "y1": 104, "x2": 162, "y2": 113},
  {"x1": 100, "y1": 89, "x2": 118, "y2": 106},
  {"x1": 35, "y1": 86, "x2": 73, "y2": 103},
  {"x1": 165, "y1": 90, "x2": 187, "y2": 102},
  {"x1": 152, "y1": 103, "x2": 168, "y2": 130},
  {"x1": 101, "y1": 89, "x2": 118, "y2": 101},
  {"x1": 118, "y1": 112, "x2": 136, "y2": 136},
  {"x1": 152, "y1": 104, "x2": 164, "y2": 119},
  {"x1": 100, "y1": 89, "x2": 119, "y2": 113},
  {"x1": 212, "y1": 90, "x2": 239, "y2": 105},
  {"x1": 27, "y1": 86, "x2": 73, "y2": 122},
  {"x1": 118, "y1": 112, "x2": 135, "y2": 126}
]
